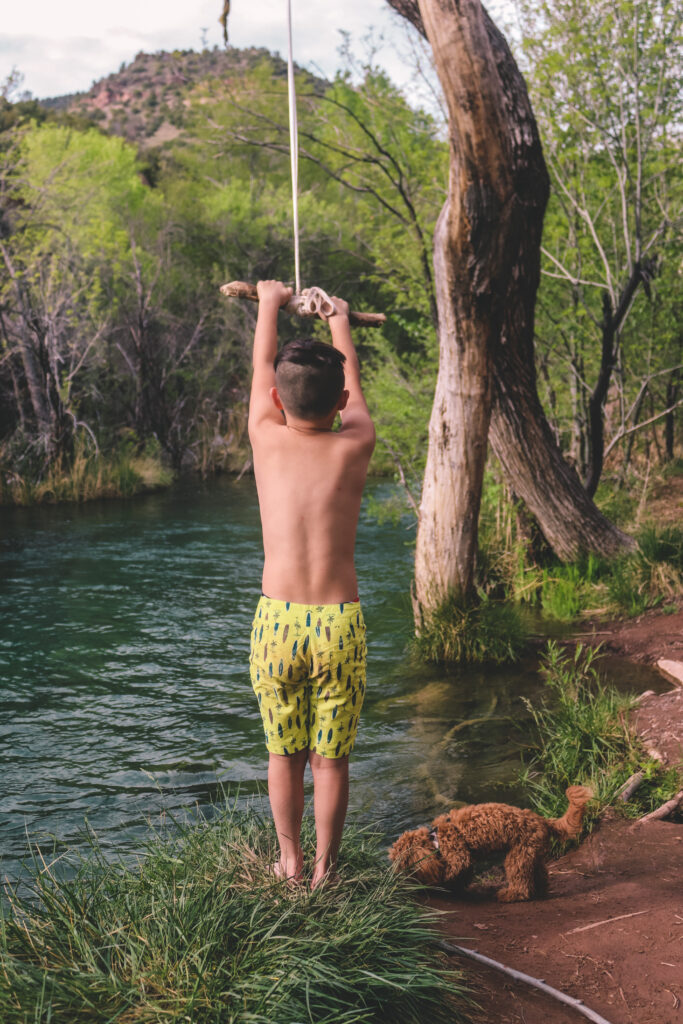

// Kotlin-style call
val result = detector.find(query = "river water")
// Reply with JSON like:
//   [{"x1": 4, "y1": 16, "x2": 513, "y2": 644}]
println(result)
[{"x1": 0, "y1": 478, "x2": 661, "y2": 883}]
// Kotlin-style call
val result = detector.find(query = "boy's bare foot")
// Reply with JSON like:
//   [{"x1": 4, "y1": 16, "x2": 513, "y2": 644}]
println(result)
[
  {"x1": 272, "y1": 851, "x2": 304, "y2": 884},
  {"x1": 310, "y1": 866, "x2": 341, "y2": 891}
]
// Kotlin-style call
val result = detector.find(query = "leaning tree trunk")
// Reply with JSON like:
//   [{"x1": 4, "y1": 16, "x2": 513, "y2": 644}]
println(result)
[
  {"x1": 480, "y1": 11, "x2": 635, "y2": 556},
  {"x1": 408, "y1": 0, "x2": 556, "y2": 618},
  {"x1": 410, "y1": 0, "x2": 533, "y2": 617},
  {"x1": 388, "y1": 0, "x2": 635, "y2": 584}
]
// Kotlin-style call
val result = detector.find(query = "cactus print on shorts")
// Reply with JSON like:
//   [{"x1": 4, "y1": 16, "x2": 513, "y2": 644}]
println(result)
[{"x1": 249, "y1": 596, "x2": 367, "y2": 758}]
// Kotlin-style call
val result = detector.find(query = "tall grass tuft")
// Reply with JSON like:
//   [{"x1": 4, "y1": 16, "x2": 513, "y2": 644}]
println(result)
[
  {"x1": 476, "y1": 459, "x2": 683, "y2": 621},
  {"x1": 0, "y1": 805, "x2": 470, "y2": 1024},
  {"x1": 0, "y1": 438, "x2": 173, "y2": 506},
  {"x1": 520, "y1": 643, "x2": 637, "y2": 819},
  {"x1": 520, "y1": 642, "x2": 681, "y2": 827},
  {"x1": 480, "y1": 504, "x2": 682, "y2": 621},
  {"x1": 414, "y1": 593, "x2": 526, "y2": 665},
  {"x1": 607, "y1": 525, "x2": 683, "y2": 615}
]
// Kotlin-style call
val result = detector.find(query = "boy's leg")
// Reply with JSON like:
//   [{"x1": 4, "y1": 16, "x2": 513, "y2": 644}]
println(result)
[
  {"x1": 268, "y1": 748, "x2": 308, "y2": 879},
  {"x1": 309, "y1": 751, "x2": 349, "y2": 888}
]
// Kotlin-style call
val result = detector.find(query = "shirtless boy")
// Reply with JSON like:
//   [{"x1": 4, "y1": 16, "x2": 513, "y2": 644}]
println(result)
[{"x1": 248, "y1": 279, "x2": 375, "y2": 889}]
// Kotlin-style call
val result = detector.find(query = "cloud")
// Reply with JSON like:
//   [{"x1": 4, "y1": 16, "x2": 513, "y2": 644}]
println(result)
[
  {"x1": 1, "y1": 35, "x2": 126, "y2": 98},
  {"x1": 1, "y1": 0, "x2": 408, "y2": 100},
  {"x1": 1, "y1": 29, "x2": 219, "y2": 99}
]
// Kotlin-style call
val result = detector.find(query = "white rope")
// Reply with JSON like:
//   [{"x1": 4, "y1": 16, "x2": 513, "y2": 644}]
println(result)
[
  {"x1": 286, "y1": 0, "x2": 301, "y2": 295},
  {"x1": 285, "y1": 286, "x2": 337, "y2": 319}
]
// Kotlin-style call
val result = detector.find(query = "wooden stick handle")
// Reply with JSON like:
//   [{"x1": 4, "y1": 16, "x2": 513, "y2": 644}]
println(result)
[{"x1": 219, "y1": 281, "x2": 386, "y2": 327}]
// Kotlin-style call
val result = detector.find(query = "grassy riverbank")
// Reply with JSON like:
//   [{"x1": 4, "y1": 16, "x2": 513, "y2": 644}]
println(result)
[
  {"x1": 479, "y1": 461, "x2": 683, "y2": 624},
  {"x1": 0, "y1": 443, "x2": 173, "y2": 505},
  {"x1": 0, "y1": 807, "x2": 470, "y2": 1024},
  {"x1": 416, "y1": 461, "x2": 683, "y2": 665},
  {"x1": 520, "y1": 642, "x2": 682, "y2": 830}
]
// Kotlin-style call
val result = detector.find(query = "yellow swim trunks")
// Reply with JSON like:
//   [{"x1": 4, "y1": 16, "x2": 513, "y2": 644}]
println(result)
[{"x1": 249, "y1": 596, "x2": 367, "y2": 758}]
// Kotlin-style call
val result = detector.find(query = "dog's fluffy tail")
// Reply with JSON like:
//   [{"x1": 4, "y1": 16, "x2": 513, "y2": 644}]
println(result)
[{"x1": 548, "y1": 785, "x2": 593, "y2": 839}]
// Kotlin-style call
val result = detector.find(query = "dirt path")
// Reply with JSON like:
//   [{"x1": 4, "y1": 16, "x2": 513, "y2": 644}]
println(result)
[
  {"x1": 433, "y1": 605, "x2": 683, "y2": 1024},
  {"x1": 581, "y1": 607, "x2": 683, "y2": 766},
  {"x1": 435, "y1": 817, "x2": 683, "y2": 1024},
  {"x1": 577, "y1": 608, "x2": 683, "y2": 665}
]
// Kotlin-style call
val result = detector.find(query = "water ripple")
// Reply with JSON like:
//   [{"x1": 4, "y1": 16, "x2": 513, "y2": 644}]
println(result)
[{"x1": 1, "y1": 478, "x2": 662, "y2": 883}]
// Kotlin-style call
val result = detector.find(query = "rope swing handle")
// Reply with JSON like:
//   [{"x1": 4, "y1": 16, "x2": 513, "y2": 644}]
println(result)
[
  {"x1": 219, "y1": 281, "x2": 386, "y2": 327},
  {"x1": 218, "y1": 2, "x2": 387, "y2": 328}
]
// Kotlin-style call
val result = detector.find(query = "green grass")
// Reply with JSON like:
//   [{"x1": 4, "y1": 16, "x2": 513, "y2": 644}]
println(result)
[
  {"x1": 519, "y1": 642, "x2": 682, "y2": 829},
  {"x1": 605, "y1": 525, "x2": 683, "y2": 616},
  {"x1": 0, "y1": 441, "x2": 173, "y2": 505},
  {"x1": 476, "y1": 457, "x2": 683, "y2": 622},
  {"x1": 0, "y1": 805, "x2": 470, "y2": 1024},
  {"x1": 479, "y1": 523, "x2": 683, "y2": 622},
  {"x1": 414, "y1": 593, "x2": 526, "y2": 665}
]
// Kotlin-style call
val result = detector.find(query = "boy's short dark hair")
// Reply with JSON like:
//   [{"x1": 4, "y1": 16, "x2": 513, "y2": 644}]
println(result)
[{"x1": 274, "y1": 339, "x2": 346, "y2": 420}]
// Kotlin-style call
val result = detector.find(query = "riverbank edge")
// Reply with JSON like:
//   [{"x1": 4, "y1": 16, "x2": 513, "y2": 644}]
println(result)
[
  {"x1": 434, "y1": 601, "x2": 683, "y2": 1024},
  {"x1": 0, "y1": 451, "x2": 174, "y2": 506}
]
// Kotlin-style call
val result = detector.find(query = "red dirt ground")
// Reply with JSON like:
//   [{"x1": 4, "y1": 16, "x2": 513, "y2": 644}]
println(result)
[
  {"x1": 434, "y1": 816, "x2": 683, "y2": 1024},
  {"x1": 433, "y1": 607, "x2": 683, "y2": 1024},
  {"x1": 578, "y1": 607, "x2": 683, "y2": 665}
]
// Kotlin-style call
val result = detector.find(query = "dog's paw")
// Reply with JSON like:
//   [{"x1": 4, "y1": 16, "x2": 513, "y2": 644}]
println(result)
[{"x1": 497, "y1": 887, "x2": 531, "y2": 903}]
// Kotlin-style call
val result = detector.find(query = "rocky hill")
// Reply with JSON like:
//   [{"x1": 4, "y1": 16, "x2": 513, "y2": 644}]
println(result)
[{"x1": 39, "y1": 47, "x2": 324, "y2": 146}]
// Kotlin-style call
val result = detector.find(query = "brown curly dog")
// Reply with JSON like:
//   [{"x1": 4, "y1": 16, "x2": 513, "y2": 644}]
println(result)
[{"x1": 388, "y1": 785, "x2": 592, "y2": 902}]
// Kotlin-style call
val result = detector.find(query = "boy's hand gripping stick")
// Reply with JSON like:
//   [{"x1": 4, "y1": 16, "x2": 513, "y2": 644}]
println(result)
[{"x1": 220, "y1": 281, "x2": 386, "y2": 327}]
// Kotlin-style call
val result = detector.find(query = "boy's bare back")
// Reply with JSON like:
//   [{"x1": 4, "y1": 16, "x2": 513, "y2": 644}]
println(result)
[
  {"x1": 246, "y1": 280, "x2": 375, "y2": 886},
  {"x1": 248, "y1": 281, "x2": 375, "y2": 605}
]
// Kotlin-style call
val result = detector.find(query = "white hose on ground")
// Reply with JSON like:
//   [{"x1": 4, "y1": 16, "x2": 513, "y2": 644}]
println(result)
[{"x1": 439, "y1": 940, "x2": 615, "y2": 1024}]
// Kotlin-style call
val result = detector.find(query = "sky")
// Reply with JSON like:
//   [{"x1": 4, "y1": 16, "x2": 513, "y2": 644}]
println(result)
[{"x1": 1, "y1": 0, "x2": 417, "y2": 101}]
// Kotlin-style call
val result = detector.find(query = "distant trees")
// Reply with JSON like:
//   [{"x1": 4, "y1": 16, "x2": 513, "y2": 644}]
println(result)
[
  {"x1": 0, "y1": 122, "x2": 242, "y2": 481},
  {"x1": 1, "y1": 62, "x2": 427, "y2": 490},
  {"x1": 0, "y1": 24, "x2": 679, "y2": 527},
  {"x1": 193, "y1": 57, "x2": 447, "y2": 329},
  {"x1": 519, "y1": 0, "x2": 683, "y2": 493},
  {"x1": 0, "y1": 126, "x2": 126, "y2": 467}
]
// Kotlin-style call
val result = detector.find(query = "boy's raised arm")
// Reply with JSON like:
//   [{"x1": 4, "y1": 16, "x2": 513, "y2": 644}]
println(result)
[
  {"x1": 327, "y1": 299, "x2": 375, "y2": 447},
  {"x1": 249, "y1": 280, "x2": 292, "y2": 433}
]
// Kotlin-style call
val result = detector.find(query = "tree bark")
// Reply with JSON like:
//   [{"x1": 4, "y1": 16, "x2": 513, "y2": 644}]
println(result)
[
  {"x1": 388, "y1": 0, "x2": 636, "y2": 572},
  {"x1": 618, "y1": 383, "x2": 647, "y2": 488},
  {"x1": 0, "y1": 245, "x2": 52, "y2": 438},
  {"x1": 490, "y1": 329, "x2": 634, "y2": 559},
  {"x1": 664, "y1": 364, "x2": 680, "y2": 461},
  {"x1": 479, "y1": 10, "x2": 635, "y2": 558},
  {"x1": 584, "y1": 262, "x2": 654, "y2": 497},
  {"x1": 409, "y1": 0, "x2": 528, "y2": 615},
  {"x1": 413, "y1": 193, "x2": 493, "y2": 615}
]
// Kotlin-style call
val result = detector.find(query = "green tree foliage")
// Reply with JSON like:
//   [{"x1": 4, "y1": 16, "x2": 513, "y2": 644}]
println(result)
[
  {"x1": 0, "y1": 53, "x2": 447, "y2": 496},
  {"x1": 517, "y1": 0, "x2": 683, "y2": 487},
  {"x1": 0, "y1": 120, "x2": 241, "y2": 480},
  {"x1": 1, "y1": 125, "x2": 146, "y2": 470},
  {"x1": 183, "y1": 55, "x2": 447, "y2": 497},
  {"x1": 182, "y1": 55, "x2": 446, "y2": 321},
  {"x1": 1, "y1": 25, "x2": 679, "y2": 507}
]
